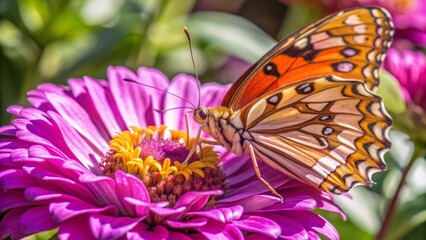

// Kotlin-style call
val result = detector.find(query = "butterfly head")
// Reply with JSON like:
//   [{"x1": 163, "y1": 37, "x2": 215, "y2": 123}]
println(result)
[{"x1": 193, "y1": 107, "x2": 209, "y2": 124}]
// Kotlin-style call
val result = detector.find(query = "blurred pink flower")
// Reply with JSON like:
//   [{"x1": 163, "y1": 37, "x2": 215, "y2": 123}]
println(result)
[
  {"x1": 383, "y1": 48, "x2": 426, "y2": 111},
  {"x1": 0, "y1": 66, "x2": 344, "y2": 239}
]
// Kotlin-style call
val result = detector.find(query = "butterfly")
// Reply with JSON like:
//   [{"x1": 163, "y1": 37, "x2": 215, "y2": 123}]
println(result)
[
  {"x1": 189, "y1": 6, "x2": 394, "y2": 200},
  {"x1": 126, "y1": 6, "x2": 394, "y2": 201}
]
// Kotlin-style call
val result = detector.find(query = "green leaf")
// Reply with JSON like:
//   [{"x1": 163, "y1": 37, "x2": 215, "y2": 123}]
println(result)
[
  {"x1": 377, "y1": 69, "x2": 406, "y2": 114},
  {"x1": 319, "y1": 210, "x2": 373, "y2": 240},
  {"x1": 188, "y1": 12, "x2": 276, "y2": 63},
  {"x1": 388, "y1": 194, "x2": 426, "y2": 240}
]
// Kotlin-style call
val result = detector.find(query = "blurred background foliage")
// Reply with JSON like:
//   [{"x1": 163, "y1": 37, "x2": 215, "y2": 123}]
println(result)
[{"x1": 1, "y1": 0, "x2": 425, "y2": 239}]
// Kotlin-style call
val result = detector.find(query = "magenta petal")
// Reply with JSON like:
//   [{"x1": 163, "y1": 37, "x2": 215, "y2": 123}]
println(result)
[
  {"x1": 148, "y1": 204, "x2": 186, "y2": 216},
  {"x1": 286, "y1": 211, "x2": 339, "y2": 240},
  {"x1": 232, "y1": 215, "x2": 281, "y2": 239},
  {"x1": 199, "y1": 82, "x2": 230, "y2": 107},
  {"x1": 0, "y1": 190, "x2": 29, "y2": 211},
  {"x1": 189, "y1": 205, "x2": 243, "y2": 222},
  {"x1": 195, "y1": 221, "x2": 244, "y2": 240},
  {"x1": 68, "y1": 78, "x2": 110, "y2": 139},
  {"x1": 220, "y1": 155, "x2": 251, "y2": 178},
  {"x1": 0, "y1": 208, "x2": 28, "y2": 239},
  {"x1": 168, "y1": 231, "x2": 193, "y2": 240},
  {"x1": 0, "y1": 169, "x2": 42, "y2": 189},
  {"x1": 216, "y1": 194, "x2": 277, "y2": 211},
  {"x1": 264, "y1": 214, "x2": 308, "y2": 240},
  {"x1": 171, "y1": 190, "x2": 222, "y2": 220},
  {"x1": 163, "y1": 74, "x2": 199, "y2": 130},
  {"x1": 0, "y1": 125, "x2": 17, "y2": 136},
  {"x1": 84, "y1": 76, "x2": 124, "y2": 136},
  {"x1": 58, "y1": 216, "x2": 92, "y2": 239},
  {"x1": 115, "y1": 171, "x2": 150, "y2": 203},
  {"x1": 90, "y1": 214, "x2": 144, "y2": 239},
  {"x1": 20, "y1": 206, "x2": 58, "y2": 235},
  {"x1": 136, "y1": 67, "x2": 169, "y2": 125},
  {"x1": 260, "y1": 195, "x2": 318, "y2": 212},
  {"x1": 25, "y1": 186, "x2": 97, "y2": 205},
  {"x1": 124, "y1": 197, "x2": 185, "y2": 218},
  {"x1": 165, "y1": 218, "x2": 207, "y2": 229},
  {"x1": 50, "y1": 201, "x2": 118, "y2": 222},
  {"x1": 127, "y1": 222, "x2": 169, "y2": 239},
  {"x1": 108, "y1": 66, "x2": 148, "y2": 128},
  {"x1": 7, "y1": 105, "x2": 24, "y2": 116},
  {"x1": 44, "y1": 91, "x2": 108, "y2": 153},
  {"x1": 47, "y1": 111, "x2": 101, "y2": 173}
]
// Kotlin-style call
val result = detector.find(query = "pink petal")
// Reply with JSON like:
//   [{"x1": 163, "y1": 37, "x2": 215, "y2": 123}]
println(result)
[
  {"x1": 90, "y1": 214, "x2": 144, "y2": 239},
  {"x1": 189, "y1": 205, "x2": 243, "y2": 222},
  {"x1": 44, "y1": 90, "x2": 108, "y2": 152},
  {"x1": 165, "y1": 217, "x2": 207, "y2": 229},
  {"x1": 108, "y1": 66, "x2": 148, "y2": 128},
  {"x1": 163, "y1": 74, "x2": 199, "y2": 130},
  {"x1": 195, "y1": 221, "x2": 244, "y2": 240},
  {"x1": 83, "y1": 77, "x2": 125, "y2": 136},
  {"x1": 58, "y1": 216, "x2": 92, "y2": 240},
  {"x1": 47, "y1": 111, "x2": 102, "y2": 173},
  {"x1": 20, "y1": 206, "x2": 58, "y2": 236},
  {"x1": 232, "y1": 215, "x2": 281, "y2": 239},
  {"x1": 50, "y1": 201, "x2": 117, "y2": 222},
  {"x1": 127, "y1": 222, "x2": 170, "y2": 239}
]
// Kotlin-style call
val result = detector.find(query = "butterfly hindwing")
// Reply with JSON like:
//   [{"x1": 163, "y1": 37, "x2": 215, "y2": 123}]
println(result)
[
  {"x1": 231, "y1": 75, "x2": 392, "y2": 193},
  {"x1": 222, "y1": 6, "x2": 394, "y2": 110}
]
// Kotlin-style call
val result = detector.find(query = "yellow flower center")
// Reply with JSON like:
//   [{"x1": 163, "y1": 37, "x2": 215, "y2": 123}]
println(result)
[{"x1": 101, "y1": 125, "x2": 225, "y2": 206}]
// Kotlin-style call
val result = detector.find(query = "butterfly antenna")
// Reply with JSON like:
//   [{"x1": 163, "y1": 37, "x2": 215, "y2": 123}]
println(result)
[
  {"x1": 123, "y1": 78, "x2": 196, "y2": 109},
  {"x1": 153, "y1": 106, "x2": 194, "y2": 113},
  {"x1": 184, "y1": 26, "x2": 202, "y2": 107}
]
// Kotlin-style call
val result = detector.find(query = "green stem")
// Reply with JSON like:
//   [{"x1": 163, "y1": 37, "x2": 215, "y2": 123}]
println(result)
[{"x1": 376, "y1": 147, "x2": 422, "y2": 240}]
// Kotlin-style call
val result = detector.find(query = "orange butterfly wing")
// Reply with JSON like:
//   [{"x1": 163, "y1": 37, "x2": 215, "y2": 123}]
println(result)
[{"x1": 222, "y1": 7, "x2": 394, "y2": 110}]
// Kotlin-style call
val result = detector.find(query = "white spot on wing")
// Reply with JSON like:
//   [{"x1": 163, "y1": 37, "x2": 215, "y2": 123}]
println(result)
[
  {"x1": 313, "y1": 37, "x2": 345, "y2": 50},
  {"x1": 345, "y1": 15, "x2": 361, "y2": 25},
  {"x1": 370, "y1": 102, "x2": 384, "y2": 118},
  {"x1": 335, "y1": 62, "x2": 355, "y2": 72},
  {"x1": 354, "y1": 35, "x2": 366, "y2": 43},
  {"x1": 372, "y1": 9, "x2": 382, "y2": 17},
  {"x1": 354, "y1": 25, "x2": 367, "y2": 33},
  {"x1": 310, "y1": 32, "x2": 329, "y2": 43},
  {"x1": 268, "y1": 95, "x2": 279, "y2": 104},
  {"x1": 368, "y1": 51, "x2": 376, "y2": 62},
  {"x1": 294, "y1": 38, "x2": 309, "y2": 49},
  {"x1": 363, "y1": 66, "x2": 372, "y2": 78},
  {"x1": 373, "y1": 69, "x2": 379, "y2": 79}
]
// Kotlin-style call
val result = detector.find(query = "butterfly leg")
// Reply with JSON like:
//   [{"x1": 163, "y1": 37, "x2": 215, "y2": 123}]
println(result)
[
  {"x1": 245, "y1": 142, "x2": 284, "y2": 202},
  {"x1": 183, "y1": 124, "x2": 206, "y2": 164}
]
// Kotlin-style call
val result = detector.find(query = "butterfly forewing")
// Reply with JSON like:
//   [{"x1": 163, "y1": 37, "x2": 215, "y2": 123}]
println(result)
[
  {"x1": 222, "y1": 6, "x2": 394, "y2": 110},
  {"x1": 230, "y1": 75, "x2": 392, "y2": 193}
]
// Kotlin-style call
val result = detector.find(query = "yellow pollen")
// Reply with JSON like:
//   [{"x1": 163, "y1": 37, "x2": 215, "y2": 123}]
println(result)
[{"x1": 107, "y1": 125, "x2": 219, "y2": 181}]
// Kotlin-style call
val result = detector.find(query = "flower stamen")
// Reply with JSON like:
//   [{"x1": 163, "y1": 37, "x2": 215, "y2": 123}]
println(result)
[{"x1": 101, "y1": 125, "x2": 226, "y2": 206}]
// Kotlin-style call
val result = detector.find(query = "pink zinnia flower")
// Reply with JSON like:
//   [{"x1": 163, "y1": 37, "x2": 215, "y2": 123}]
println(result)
[
  {"x1": 0, "y1": 66, "x2": 344, "y2": 239},
  {"x1": 383, "y1": 48, "x2": 426, "y2": 111}
]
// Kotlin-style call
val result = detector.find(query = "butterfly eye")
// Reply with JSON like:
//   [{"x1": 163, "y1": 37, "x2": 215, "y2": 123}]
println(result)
[
  {"x1": 193, "y1": 108, "x2": 208, "y2": 124},
  {"x1": 198, "y1": 109, "x2": 207, "y2": 119},
  {"x1": 263, "y1": 63, "x2": 280, "y2": 77}
]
